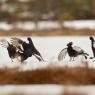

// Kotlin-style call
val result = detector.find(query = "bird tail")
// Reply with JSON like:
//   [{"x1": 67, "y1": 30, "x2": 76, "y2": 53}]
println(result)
[
  {"x1": 58, "y1": 48, "x2": 67, "y2": 61},
  {"x1": 82, "y1": 53, "x2": 89, "y2": 59},
  {"x1": 83, "y1": 53, "x2": 89, "y2": 56},
  {"x1": 0, "y1": 39, "x2": 9, "y2": 48}
]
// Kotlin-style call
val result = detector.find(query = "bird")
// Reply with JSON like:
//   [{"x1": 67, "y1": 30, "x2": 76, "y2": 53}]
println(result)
[
  {"x1": 0, "y1": 39, "x2": 20, "y2": 62},
  {"x1": 67, "y1": 42, "x2": 89, "y2": 61},
  {"x1": 11, "y1": 37, "x2": 44, "y2": 63},
  {"x1": 0, "y1": 37, "x2": 44, "y2": 63},
  {"x1": 89, "y1": 36, "x2": 95, "y2": 59},
  {"x1": 58, "y1": 42, "x2": 89, "y2": 61},
  {"x1": 27, "y1": 37, "x2": 44, "y2": 61}
]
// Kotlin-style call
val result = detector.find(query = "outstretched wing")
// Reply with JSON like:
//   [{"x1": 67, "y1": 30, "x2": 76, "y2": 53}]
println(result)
[
  {"x1": 0, "y1": 39, "x2": 9, "y2": 48},
  {"x1": 58, "y1": 48, "x2": 67, "y2": 61},
  {"x1": 73, "y1": 46, "x2": 84, "y2": 53},
  {"x1": 10, "y1": 37, "x2": 24, "y2": 48}
]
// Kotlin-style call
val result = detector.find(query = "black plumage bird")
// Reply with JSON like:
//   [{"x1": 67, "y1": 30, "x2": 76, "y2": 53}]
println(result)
[
  {"x1": 27, "y1": 37, "x2": 44, "y2": 61},
  {"x1": 7, "y1": 42, "x2": 18, "y2": 61},
  {"x1": 58, "y1": 42, "x2": 89, "y2": 61},
  {"x1": 0, "y1": 38, "x2": 44, "y2": 63},
  {"x1": 11, "y1": 37, "x2": 44, "y2": 62},
  {"x1": 67, "y1": 42, "x2": 89, "y2": 61},
  {"x1": 0, "y1": 39, "x2": 19, "y2": 62},
  {"x1": 89, "y1": 36, "x2": 95, "y2": 59}
]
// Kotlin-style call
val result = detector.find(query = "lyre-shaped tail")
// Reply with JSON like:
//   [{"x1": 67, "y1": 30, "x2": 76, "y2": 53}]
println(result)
[{"x1": 0, "y1": 39, "x2": 9, "y2": 48}]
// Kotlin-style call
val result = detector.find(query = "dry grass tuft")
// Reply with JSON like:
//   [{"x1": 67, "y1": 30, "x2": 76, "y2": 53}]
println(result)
[
  {"x1": 0, "y1": 67, "x2": 95, "y2": 84},
  {"x1": 64, "y1": 92, "x2": 86, "y2": 95},
  {"x1": 1, "y1": 29, "x2": 95, "y2": 36}
]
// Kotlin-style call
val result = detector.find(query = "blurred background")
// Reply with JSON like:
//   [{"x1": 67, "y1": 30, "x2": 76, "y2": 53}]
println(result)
[
  {"x1": 0, "y1": 0, "x2": 95, "y2": 36},
  {"x1": 1, "y1": 1, "x2": 95, "y2": 95}
]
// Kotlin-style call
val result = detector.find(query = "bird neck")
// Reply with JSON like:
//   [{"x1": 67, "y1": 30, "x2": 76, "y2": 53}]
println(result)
[{"x1": 67, "y1": 45, "x2": 73, "y2": 51}]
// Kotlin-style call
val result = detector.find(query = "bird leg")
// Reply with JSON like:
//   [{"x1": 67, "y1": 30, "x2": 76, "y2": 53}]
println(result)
[
  {"x1": 72, "y1": 57, "x2": 75, "y2": 61},
  {"x1": 69, "y1": 57, "x2": 72, "y2": 61},
  {"x1": 11, "y1": 58, "x2": 13, "y2": 62},
  {"x1": 69, "y1": 57, "x2": 75, "y2": 61},
  {"x1": 16, "y1": 57, "x2": 21, "y2": 62},
  {"x1": 20, "y1": 55, "x2": 25, "y2": 63}
]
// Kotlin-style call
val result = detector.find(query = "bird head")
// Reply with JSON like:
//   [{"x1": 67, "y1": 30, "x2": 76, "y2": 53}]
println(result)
[
  {"x1": 90, "y1": 36, "x2": 94, "y2": 42},
  {"x1": 67, "y1": 42, "x2": 73, "y2": 46},
  {"x1": 27, "y1": 37, "x2": 31, "y2": 41}
]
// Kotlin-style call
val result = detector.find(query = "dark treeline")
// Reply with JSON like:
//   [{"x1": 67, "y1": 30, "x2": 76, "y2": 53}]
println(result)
[{"x1": 0, "y1": 0, "x2": 95, "y2": 22}]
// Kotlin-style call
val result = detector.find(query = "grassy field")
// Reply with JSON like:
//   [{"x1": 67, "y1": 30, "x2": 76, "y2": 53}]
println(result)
[
  {"x1": 0, "y1": 29, "x2": 95, "y2": 85},
  {"x1": 0, "y1": 66, "x2": 95, "y2": 84},
  {"x1": 64, "y1": 92, "x2": 85, "y2": 95},
  {"x1": 0, "y1": 29, "x2": 95, "y2": 36}
]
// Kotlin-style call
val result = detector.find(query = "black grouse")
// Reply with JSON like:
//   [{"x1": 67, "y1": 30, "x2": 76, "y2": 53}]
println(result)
[
  {"x1": 11, "y1": 37, "x2": 44, "y2": 62},
  {"x1": 67, "y1": 42, "x2": 88, "y2": 61},
  {"x1": 7, "y1": 42, "x2": 19, "y2": 62},
  {"x1": 0, "y1": 39, "x2": 19, "y2": 62},
  {"x1": 58, "y1": 42, "x2": 89, "y2": 61},
  {"x1": 27, "y1": 37, "x2": 44, "y2": 61},
  {"x1": 89, "y1": 36, "x2": 95, "y2": 59}
]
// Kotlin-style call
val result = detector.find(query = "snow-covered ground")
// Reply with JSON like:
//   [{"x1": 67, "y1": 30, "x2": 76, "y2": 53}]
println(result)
[
  {"x1": 65, "y1": 85, "x2": 95, "y2": 95},
  {"x1": 1, "y1": 20, "x2": 95, "y2": 30},
  {"x1": 0, "y1": 36, "x2": 95, "y2": 71},
  {"x1": 64, "y1": 20, "x2": 95, "y2": 30},
  {"x1": 0, "y1": 37, "x2": 95, "y2": 95},
  {"x1": 0, "y1": 85, "x2": 95, "y2": 95},
  {"x1": 0, "y1": 85, "x2": 64, "y2": 95}
]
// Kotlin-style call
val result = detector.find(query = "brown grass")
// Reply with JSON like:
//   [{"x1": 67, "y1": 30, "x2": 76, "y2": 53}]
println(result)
[
  {"x1": 0, "y1": 67, "x2": 95, "y2": 84},
  {"x1": 64, "y1": 92, "x2": 86, "y2": 95},
  {"x1": 0, "y1": 29, "x2": 95, "y2": 36}
]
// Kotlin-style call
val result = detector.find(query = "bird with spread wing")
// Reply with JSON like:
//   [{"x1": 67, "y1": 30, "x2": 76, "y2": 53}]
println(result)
[
  {"x1": 0, "y1": 38, "x2": 20, "y2": 62},
  {"x1": 58, "y1": 42, "x2": 89, "y2": 61},
  {"x1": 0, "y1": 37, "x2": 44, "y2": 63}
]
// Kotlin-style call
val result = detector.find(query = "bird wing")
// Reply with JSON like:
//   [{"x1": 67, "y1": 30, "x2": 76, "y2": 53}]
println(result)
[
  {"x1": 58, "y1": 48, "x2": 67, "y2": 61},
  {"x1": 0, "y1": 39, "x2": 9, "y2": 48},
  {"x1": 10, "y1": 37, "x2": 24, "y2": 48},
  {"x1": 73, "y1": 46, "x2": 84, "y2": 53}
]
